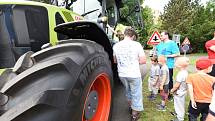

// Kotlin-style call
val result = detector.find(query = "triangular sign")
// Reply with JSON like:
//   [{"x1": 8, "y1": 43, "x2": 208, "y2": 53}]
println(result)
[
  {"x1": 182, "y1": 37, "x2": 190, "y2": 45},
  {"x1": 147, "y1": 31, "x2": 161, "y2": 45}
]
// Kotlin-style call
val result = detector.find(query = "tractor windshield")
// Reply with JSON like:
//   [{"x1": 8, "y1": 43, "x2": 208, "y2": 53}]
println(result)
[
  {"x1": 71, "y1": 0, "x2": 102, "y2": 21},
  {"x1": 0, "y1": 5, "x2": 49, "y2": 68}
]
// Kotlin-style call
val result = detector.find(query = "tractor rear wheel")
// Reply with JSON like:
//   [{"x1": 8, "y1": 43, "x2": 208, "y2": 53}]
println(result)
[{"x1": 0, "y1": 39, "x2": 113, "y2": 121}]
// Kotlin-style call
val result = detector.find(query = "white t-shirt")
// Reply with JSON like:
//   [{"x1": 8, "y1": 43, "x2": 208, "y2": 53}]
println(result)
[
  {"x1": 113, "y1": 39, "x2": 145, "y2": 78},
  {"x1": 150, "y1": 64, "x2": 160, "y2": 81},
  {"x1": 175, "y1": 70, "x2": 188, "y2": 96},
  {"x1": 160, "y1": 64, "x2": 169, "y2": 85}
]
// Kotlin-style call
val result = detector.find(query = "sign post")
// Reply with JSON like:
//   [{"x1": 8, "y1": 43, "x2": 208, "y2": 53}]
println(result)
[
  {"x1": 181, "y1": 37, "x2": 191, "y2": 56},
  {"x1": 181, "y1": 44, "x2": 189, "y2": 56},
  {"x1": 172, "y1": 34, "x2": 181, "y2": 47}
]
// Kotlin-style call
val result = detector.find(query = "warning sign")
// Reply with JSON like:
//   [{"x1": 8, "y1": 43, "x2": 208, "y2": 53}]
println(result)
[
  {"x1": 182, "y1": 37, "x2": 190, "y2": 45},
  {"x1": 147, "y1": 31, "x2": 161, "y2": 45}
]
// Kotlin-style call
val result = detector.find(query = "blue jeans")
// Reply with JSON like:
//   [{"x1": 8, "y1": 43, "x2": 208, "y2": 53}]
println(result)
[{"x1": 119, "y1": 77, "x2": 144, "y2": 111}]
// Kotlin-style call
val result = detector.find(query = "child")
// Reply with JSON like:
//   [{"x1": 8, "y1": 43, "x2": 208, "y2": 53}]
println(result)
[
  {"x1": 187, "y1": 58, "x2": 215, "y2": 121},
  {"x1": 148, "y1": 56, "x2": 160, "y2": 100},
  {"x1": 206, "y1": 83, "x2": 215, "y2": 121},
  {"x1": 157, "y1": 55, "x2": 169, "y2": 111},
  {"x1": 170, "y1": 57, "x2": 189, "y2": 121}
]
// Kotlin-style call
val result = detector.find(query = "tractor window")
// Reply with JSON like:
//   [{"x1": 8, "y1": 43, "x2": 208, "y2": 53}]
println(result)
[
  {"x1": 55, "y1": 12, "x2": 68, "y2": 40},
  {"x1": 107, "y1": 6, "x2": 117, "y2": 26},
  {"x1": 0, "y1": 5, "x2": 16, "y2": 68},
  {"x1": 0, "y1": 5, "x2": 50, "y2": 68},
  {"x1": 72, "y1": 0, "x2": 102, "y2": 21},
  {"x1": 12, "y1": 5, "x2": 49, "y2": 52},
  {"x1": 11, "y1": 5, "x2": 50, "y2": 61}
]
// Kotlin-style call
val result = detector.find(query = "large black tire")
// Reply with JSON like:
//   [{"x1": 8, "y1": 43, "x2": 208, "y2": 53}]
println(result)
[{"x1": 0, "y1": 39, "x2": 113, "y2": 121}]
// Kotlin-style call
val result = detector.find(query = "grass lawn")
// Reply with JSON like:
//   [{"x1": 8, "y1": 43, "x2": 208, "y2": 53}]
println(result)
[{"x1": 140, "y1": 53, "x2": 207, "y2": 121}]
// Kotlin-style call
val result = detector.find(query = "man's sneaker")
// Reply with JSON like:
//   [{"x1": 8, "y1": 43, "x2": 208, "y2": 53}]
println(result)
[
  {"x1": 156, "y1": 105, "x2": 166, "y2": 111},
  {"x1": 148, "y1": 95, "x2": 156, "y2": 101},
  {"x1": 131, "y1": 112, "x2": 141, "y2": 121},
  {"x1": 170, "y1": 111, "x2": 177, "y2": 116},
  {"x1": 147, "y1": 94, "x2": 153, "y2": 99}
]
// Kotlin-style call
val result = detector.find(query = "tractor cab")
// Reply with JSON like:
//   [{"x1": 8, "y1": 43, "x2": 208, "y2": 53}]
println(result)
[
  {"x1": 0, "y1": 0, "x2": 121, "y2": 69},
  {"x1": 0, "y1": 0, "x2": 142, "y2": 71},
  {"x1": 0, "y1": 1, "x2": 86, "y2": 69}
]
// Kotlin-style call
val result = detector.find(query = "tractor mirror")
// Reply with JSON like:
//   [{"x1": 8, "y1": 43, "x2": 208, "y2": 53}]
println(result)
[{"x1": 134, "y1": 5, "x2": 140, "y2": 12}]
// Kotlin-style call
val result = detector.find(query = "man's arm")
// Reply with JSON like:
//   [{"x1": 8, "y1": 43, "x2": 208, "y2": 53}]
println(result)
[
  {"x1": 138, "y1": 44, "x2": 146, "y2": 64},
  {"x1": 139, "y1": 55, "x2": 146, "y2": 64},
  {"x1": 209, "y1": 45, "x2": 215, "y2": 52},
  {"x1": 166, "y1": 53, "x2": 180, "y2": 58},
  {"x1": 167, "y1": 42, "x2": 180, "y2": 57}
]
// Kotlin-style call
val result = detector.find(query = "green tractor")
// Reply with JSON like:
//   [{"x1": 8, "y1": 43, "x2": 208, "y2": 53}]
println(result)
[{"x1": 0, "y1": 0, "x2": 143, "y2": 121}]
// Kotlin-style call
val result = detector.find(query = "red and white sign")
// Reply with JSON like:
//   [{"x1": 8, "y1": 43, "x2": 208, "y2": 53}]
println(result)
[
  {"x1": 181, "y1": 37, "x2": 190, "y2": 45},
  {"x1": 147, "y1": 31, "x2": 161, "y2": 45}
]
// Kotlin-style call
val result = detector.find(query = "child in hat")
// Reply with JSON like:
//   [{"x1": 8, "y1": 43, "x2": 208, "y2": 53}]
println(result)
[{"x1": 187, "y1": 58, "x2": 215, "y2": 121}]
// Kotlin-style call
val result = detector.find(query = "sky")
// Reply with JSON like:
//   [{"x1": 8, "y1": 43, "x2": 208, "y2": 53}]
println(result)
[{"x1": 143, "y1": 0, "x2": 209, "y2": 12}]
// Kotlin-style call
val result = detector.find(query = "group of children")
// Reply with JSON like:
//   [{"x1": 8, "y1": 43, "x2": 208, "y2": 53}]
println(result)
[{"x1": 147, "y1": 56, "x2": 215, "y2": 121}]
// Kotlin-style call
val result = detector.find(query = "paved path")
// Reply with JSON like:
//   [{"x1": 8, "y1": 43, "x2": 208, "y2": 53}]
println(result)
[
  {"x1": 111, "y1": 64, "x2": 148, "y2": 121},
  {"x1": 111, "y1": 84, "x2": 131, "y2": 121}
]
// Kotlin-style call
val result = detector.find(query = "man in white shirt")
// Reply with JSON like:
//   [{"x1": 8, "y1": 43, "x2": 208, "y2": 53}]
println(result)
[{"x1": 113, "y1": 27, "x2": 146, "y2": 121}]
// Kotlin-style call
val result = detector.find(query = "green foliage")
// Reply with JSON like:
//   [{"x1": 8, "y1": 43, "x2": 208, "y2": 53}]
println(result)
[
  {"x1": 160, "y1": 0, "x2": 215, "y2": 53},
  {"x1": 139, "y1": 6, "x2": 154, "y2": 46},
  {"x1": 119, "y1": 0, "x2": 152, "y2": 46},
  {"x1": 161, "y1": 0, "x2": 195, "y2": 34}
]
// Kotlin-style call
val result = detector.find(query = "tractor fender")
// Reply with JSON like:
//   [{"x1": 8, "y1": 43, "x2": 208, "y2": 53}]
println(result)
[{"x1": 54, "y1": 21, "x2": 113, "y2": 62}]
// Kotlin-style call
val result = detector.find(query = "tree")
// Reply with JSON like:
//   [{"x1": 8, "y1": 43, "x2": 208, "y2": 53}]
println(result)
[
  {"x1": 160, "y1": 0, "x2": 215, "y2": 52},
  {"x1": 161, "y1": 0, "x2": 195, "y2": 34},
  {"x1": 119, "y1": 0, "x2": 149, "y2": 45},
  {"x1": 140, "y1": 6, "x2": 154, "y2": 46},
  {"x1": 187, "y1": 0, "x2": 215, "y2": 52}
]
